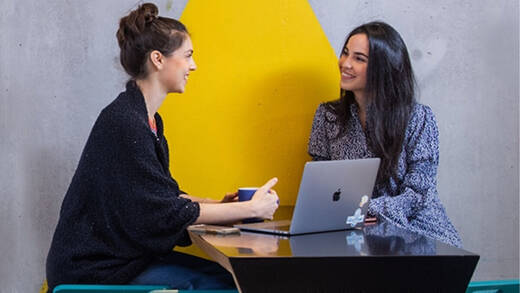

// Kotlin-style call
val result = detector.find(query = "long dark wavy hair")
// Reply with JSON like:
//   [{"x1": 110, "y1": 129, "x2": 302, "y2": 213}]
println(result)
[{"x1": 325, "y1": 21, "x2": 416, "y2": 186}]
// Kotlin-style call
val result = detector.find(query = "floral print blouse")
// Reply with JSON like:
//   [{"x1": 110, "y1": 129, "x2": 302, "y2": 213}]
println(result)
[{"x1": 308, "y1": 102, "x2": 462, "y2": 247}]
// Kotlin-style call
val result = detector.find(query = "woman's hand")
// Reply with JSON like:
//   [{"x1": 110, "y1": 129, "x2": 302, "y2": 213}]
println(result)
[
  {"x1": 221, "y1": 192, "x2": 238, "y2": 203},
  {"x1": 248, "y1": 178, "x2": 279, "y2": 220},
  {"x1": 194, "y1": 178, "x2": 280, "y2": 225}
]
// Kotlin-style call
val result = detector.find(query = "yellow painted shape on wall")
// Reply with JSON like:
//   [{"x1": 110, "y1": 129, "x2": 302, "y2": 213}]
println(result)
[{"x1": 161, "y1": 0, "x2": 339, "y2": 205}]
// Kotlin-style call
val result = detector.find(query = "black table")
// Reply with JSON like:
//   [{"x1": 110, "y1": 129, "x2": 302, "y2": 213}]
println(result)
[{"x1": 189, "y1": 207, "x2": 479, "y2": 293}]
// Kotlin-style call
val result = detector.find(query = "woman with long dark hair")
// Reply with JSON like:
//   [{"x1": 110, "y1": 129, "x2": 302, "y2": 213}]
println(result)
[
  {"x1": 308, "y1": 21, "x2": 461, "y2": 247},
  {"x1": 46, "y1": 3, "x2": 279, "y2": 291}
]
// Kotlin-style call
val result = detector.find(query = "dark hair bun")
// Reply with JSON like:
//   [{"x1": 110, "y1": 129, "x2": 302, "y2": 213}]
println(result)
[
  {"x1": 116, "y1": 2, "x2": 188, "y2": 78},
  {"x1": 117, "y1": 3, "x2": 159, "y2": 47},
  {"x1": 140, "y1": 3, "x2": 159, "y2": 25}
]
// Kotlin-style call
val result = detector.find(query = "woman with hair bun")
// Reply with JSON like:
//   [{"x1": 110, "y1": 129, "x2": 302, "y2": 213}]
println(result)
[
  {"x1": 46, "y1": 3, "x2": 278, "y2": 291},
  {"x1": 308, "y1": 21, "x2": 461, "y2": 247}
]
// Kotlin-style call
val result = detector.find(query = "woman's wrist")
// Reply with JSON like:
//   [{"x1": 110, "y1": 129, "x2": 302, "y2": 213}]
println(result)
[{"x1": 240, "y1": 200, "x2": 257, "y2": 218}]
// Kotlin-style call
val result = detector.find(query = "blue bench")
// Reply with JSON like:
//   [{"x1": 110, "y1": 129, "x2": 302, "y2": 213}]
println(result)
[
  {"x1": 466, "y1": 279, "x2": 519, "y2": 293},
  {"x1": 53, "y1": 285, "x2": 238, "y2": 292},
  {"x1": 53, "y1": 280, "x2": 520, "y2": 293},
  {"x1": 53, "y1": 285, "x2": 169, "y2": 292},
  {"x1": 53, "y1": 285, "x2": 238, "y2": 293}
]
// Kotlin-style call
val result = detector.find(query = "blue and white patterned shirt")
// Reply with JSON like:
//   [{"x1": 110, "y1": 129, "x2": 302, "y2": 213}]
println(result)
[{"x1": 308, "y1": 102, "x2": 462, "y2": 247}]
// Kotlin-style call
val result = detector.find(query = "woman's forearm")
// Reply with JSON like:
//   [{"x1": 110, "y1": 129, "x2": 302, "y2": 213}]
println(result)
[
  {"x1": 180, "y1": 193, "x2": 219, "y2": 203},
  {"x1": 193, "y1": 178, "x2": 279, "y2": 224},
  {"x1": 194, "y1": 201, "x2": 256, "y2": 224}
]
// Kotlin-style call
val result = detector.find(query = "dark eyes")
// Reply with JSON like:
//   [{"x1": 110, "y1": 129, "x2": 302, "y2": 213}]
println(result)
[{"x1": 342, "y1": 49, "x2": 367, "y2": 62}]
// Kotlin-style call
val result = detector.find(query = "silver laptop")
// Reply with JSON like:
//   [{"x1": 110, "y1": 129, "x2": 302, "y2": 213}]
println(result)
[{"x1": 234, "y1": 158, "x2": 380, "y2": 236}]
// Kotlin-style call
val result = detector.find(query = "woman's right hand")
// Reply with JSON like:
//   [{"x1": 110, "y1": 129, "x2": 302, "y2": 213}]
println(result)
[{"x1": 249, "y1": 178, "x2": 279, "y2": 220}]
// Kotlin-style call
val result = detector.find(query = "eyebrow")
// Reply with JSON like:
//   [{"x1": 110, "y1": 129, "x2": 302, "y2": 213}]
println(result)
[
  {"x1": 354, "y1": 52, "x2": 368, "y2": 58},
  {"x1": 344, "y1": 47, "x2": 368, "y2": 58}
]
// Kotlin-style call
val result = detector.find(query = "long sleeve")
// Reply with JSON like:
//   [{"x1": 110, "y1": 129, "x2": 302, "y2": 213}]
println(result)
[
  {"x1": 46, "y1": 82, "x2": 201, "y2": 289},
  {"x1": 368, "y1": 105, "x2": 461, "y2": 247},
  {"x1": 369, "y1": 106, "x2": 438, "y2": 220},
  {"x1": 308, "y1": 104, "x2": 331, "y2": 161},
  {"x1": 97, "y1": 107, "x2": 200, "y2": 253}
]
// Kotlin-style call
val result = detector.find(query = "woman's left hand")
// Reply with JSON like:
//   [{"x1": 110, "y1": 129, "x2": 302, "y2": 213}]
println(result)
[{"x1": 221, "y1": 192, "x2": 238, "y2": 203}]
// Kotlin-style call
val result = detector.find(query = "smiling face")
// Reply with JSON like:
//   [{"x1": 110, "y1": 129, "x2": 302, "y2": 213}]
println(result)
[
  {"x1": 159, "y1": 35, "x2": 197, "y2": 93},
  {"x1": 338, "y1": 33, "x2": 369, "y2": 99}
]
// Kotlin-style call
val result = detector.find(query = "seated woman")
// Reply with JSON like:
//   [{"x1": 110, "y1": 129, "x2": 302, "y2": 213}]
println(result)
[
  {"x1": 308, "y1": 21, "x2": 461, "y2": 247},
  {"x1": 46, "y1": 3, "x2": 279, "y2": 292}
]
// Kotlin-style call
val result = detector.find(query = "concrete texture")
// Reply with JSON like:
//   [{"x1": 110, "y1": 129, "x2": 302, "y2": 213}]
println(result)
[
  {"x1": 0, "y1": 1, "x2": 188, "y2": 292},
  {"x1": 308, "y1": 0, "x2": 519, "y2": 281},
  {"x1": 0, "y1": 0, "x2": 518, "y2": 292}
]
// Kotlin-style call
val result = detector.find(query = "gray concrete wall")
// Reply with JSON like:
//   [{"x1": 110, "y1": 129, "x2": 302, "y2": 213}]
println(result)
[
  {"x1": 0, "y1": 0, "x2": 518, "y2": 292},
  {"x1": 0, "y1": 1, "x2": 187, "y2": 292},
  {"x1": 308, "y1": 0, "x2": 519, "y2": 281}
]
